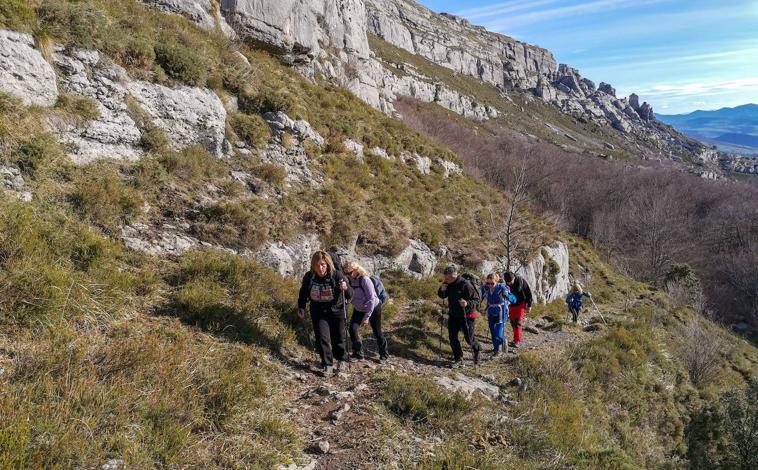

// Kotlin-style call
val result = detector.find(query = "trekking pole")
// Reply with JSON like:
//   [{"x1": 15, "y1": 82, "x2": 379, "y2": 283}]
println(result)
[
  {"x1": 343, "y1": 292, "x2": 351, "y2": 362},
  {"x1": 302, "y1": 315, "x2": 315, "y2": 354},
  {"x1": 590, "y1": 297, "x2": 607, "y2": 325},
  {"x1": 438, "y1": 298, "x2": 447, "y2": 364}
]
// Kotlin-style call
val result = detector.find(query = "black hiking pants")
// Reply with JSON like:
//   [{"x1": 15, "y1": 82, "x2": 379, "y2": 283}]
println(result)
[
  {"x1": 311, "y1": 310, "x2": 347, "y2": 367},
  {"x1": 448, "y1": 315, "x2": 480, "y2": 360},
  {"x1": 349, "y1": 305, "x2": 388, "y2": 358},
  {"x1": 569, "y1": 306, "x2": 581, "y2": 322}
]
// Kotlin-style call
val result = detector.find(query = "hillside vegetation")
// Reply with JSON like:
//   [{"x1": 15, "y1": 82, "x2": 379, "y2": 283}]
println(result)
[
  {"x1": 397, "y1": 98, "x2": 758, "y2": 331},
  {"x1": 0, "y1": 1, "x2": 756, "y2": 469}
]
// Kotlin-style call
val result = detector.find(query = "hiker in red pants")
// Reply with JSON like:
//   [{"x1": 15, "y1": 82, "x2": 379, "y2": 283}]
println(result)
[{"x1": 503, "y1": 272, "x2": 533, "y2": 350}]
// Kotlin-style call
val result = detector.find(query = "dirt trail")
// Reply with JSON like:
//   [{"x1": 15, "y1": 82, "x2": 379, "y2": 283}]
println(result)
[{"x1": 277, "y1": 302, "x2": 615, "y2": 470}]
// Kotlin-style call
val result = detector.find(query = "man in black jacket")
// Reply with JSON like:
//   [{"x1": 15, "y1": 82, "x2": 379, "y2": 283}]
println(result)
[
  {"x1": 503, "y1": 271, "x2": 533, "y2": 349},
  {"x1": 438, "y1": 265, "x2": 481, "y2": 367}
]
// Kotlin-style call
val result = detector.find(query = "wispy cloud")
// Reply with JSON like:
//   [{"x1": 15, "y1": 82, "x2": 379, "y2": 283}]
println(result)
[
  {"x1": 479, "y1": 0, "x2": 670, "y2": 30},
  {"x1": 582, "y1": 46, "x2": 758, "y2": 73},
  {"x1": 455, "y1": 0, "x2": 564, "y2": 21},
  {"x1": 633, "y1": 78, "x2": 758, "y2": 100}
]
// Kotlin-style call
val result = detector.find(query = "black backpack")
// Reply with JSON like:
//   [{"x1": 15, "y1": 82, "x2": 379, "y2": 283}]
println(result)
[{"x1": 461, "y1": 273, "x2": 482, "y2": 305}]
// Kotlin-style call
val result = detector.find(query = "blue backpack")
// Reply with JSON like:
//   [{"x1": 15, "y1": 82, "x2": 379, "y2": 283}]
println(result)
[
  {"x1": 567, "y1": 292, "x2": 584, "y2": 309},
  {"x1": 370, "y1": 275, "x2": 389, "y2": 304}
]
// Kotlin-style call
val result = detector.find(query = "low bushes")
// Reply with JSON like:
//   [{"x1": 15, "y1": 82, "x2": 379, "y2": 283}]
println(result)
[
  {"x1": 229, "y1": 112, "x2": 270, "y2": 149},
  {"x1": 383, "y1": 374, "x2": 471, "y2": 428}
]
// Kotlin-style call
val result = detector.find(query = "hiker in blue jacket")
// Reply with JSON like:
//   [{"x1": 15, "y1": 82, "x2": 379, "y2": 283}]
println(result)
[
  {"x1": 480, "y1": 273, "x2": 516, "y2": 357},
  {"x1": 565, "y1": 282, "x2": 592, "y2": 323}
]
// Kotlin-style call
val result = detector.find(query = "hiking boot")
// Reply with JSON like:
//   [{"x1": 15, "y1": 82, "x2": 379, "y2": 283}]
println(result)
[
  {"x1": 473, "y1": 349, "x2": 481, "y2": 365},
  {"x1": 508, "y1": 341, "x2": 517, "y2": 349},
  {"x1": 379, "y1": 354, "x2": 389, "y2": 362},
  {"x1": 351, "y1": 352, "x2": 364, "y2": 361},
  {"x1": 322, "y1": 365, "x2": 334, "y2": 377},
  {"x1": 334, "y1": 361, "x2": 347, "y2": 375},
  {"x1": 451, "y1": 358, "x2": 464, "y2": 369},
  {"x1": 492, "y1": 349, "x2": 500, "y2": 358}
]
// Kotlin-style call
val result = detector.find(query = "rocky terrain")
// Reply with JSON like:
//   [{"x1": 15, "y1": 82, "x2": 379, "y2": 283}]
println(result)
[
  {"x1": 132, "y1": 0, "x2": 741, "y2": 176},
  {"x1": 1, "y1": 2, "x2": 756, "y2": 469}
]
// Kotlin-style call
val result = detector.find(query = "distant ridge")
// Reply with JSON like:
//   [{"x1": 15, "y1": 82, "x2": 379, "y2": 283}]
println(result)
[{"x1": 657, "y1": 104, "x2": 758, "y2": 151}]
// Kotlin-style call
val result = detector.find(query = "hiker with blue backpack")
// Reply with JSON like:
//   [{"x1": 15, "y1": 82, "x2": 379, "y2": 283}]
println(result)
[
  {"x1": 480, "y1": 273, "x2": 517, "y2": 357},
  {"x1": 565, "y1": 282, "x2": 592, "y2": 323},
  {"x1": 342, "y1": 261, "x2": 389, "y2": 362}
]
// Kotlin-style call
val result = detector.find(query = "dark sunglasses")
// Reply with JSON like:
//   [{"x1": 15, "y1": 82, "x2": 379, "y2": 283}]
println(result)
[{"x1": 486, "y1": 282, "x2": 495, "y2": 286}]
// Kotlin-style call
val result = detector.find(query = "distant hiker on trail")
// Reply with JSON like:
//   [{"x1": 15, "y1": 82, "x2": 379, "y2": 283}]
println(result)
[
  {"x1": 438, "y1": 265, "x2": 481, "y2": 367},
  {"x1": 503, "y1": 272, "x2": 533, "y2": 350},
  {"x1": 565, "y1": 282, "x2": 592, "y2": 323},
  {"x1": 298, "y1": 251, "x2": 353, "y2": 376},
  {"x1": 480, "y1": 273, "x2": 517, "y2": 357},
  {"x1": 342, "y1": 261, "x2": 389, "y2": 362}
]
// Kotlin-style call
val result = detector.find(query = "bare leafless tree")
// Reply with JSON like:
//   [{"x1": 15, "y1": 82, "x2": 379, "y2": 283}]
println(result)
[{"x1": 676, "y1": 317, "x2": 725, "y2": 386}]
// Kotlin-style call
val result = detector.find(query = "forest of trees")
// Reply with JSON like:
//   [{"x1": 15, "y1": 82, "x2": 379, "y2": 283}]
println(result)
[{"x1": 397, "y1": 98, "x2": 758, "y2": 331}]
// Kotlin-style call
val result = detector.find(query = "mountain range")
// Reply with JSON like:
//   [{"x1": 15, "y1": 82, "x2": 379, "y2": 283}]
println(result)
[{"x1": 657, "y1": 104, "x2": 758, "y2": 155}]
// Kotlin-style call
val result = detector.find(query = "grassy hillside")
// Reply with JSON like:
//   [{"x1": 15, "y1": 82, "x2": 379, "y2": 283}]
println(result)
[{"x1": 0, "y1": 1, "x2": 756, "y2": 469}]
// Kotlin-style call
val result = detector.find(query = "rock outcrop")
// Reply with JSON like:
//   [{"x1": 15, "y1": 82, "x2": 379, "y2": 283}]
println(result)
[
  {"x1": 720, "y1": 154, "x2": 758, "y2": 175},
  {"x1": 254, "y1": 236, "x2": 437, "y2": 279},
  {"x1": 479, "y1": 241, "x2": 571, "y2": 304},
  {"x1": 434, "y1": 373, "x2": 500, "y2": 401},
  {"x1": 0, "y1": 166, "x2": 33, "y2": 202},
  {"x1": 134, "y1": 0, "x2": 711, "y2": 163},
  {"x1": 49, "y1": 47, "x2": 227, "y2": 164},
  {"x1": 0, "y1": 30, "x2": 58, "y2": 107},
  {"x1": 220, "y1": 0, "x2": 370, "y2": 64}
]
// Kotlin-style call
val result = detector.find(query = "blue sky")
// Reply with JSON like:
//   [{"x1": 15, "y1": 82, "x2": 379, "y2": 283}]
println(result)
[{"x1": 417, "y1": 0, "x2": 758, "y2": 115}]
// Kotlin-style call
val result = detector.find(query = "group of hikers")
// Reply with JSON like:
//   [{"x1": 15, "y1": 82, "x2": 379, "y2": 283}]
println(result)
[{"x1": 298, "y1": 250, "x2": 591, "y2": 376}]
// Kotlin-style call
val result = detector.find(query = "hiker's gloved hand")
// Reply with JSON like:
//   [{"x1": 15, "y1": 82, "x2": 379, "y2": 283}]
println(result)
[
  {"x1": 297, "y1": 308, "x2": 305, "y2": 319},
  {"x1": 361, "y1": 318, "x2": 369, "y2": 327},
  {"x1": 587, "y1": 293, "x2": 592, "y2": 297},
  {"x1": 458, "y1": 299, "x2": 467, "y2": 307},
  {"x1": 339, "y1": 280, "x2": 348, "y2": 291}
]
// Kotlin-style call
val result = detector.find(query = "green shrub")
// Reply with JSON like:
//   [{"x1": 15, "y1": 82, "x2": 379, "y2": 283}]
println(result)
[
  {"x1": 14, "y1": 133, "x2": 68, "y2": 179},
  {"x1": 139, "y1": 126, "x2": 169, "y2": 152},
  {"x1": 124, "y1": 36, "x2": 156, "y2": 70},
  {"x1": 195, "y1": 200, "x2": 271, "y2": 250},
  {"x1": 0, "y1": 0, "x2": 35, "y2": 31},
  {"x1": 69, "y1": 165, "x2": 143, "y2": 229},
  {"x1": 154, "y1": 42, "x2": 207, "y2": 86},
  {"x1": 0, "y1": 200, "x2": 138, "y2": 327},
  {"x1": 253, "y1": 162, "x2": 286, "y2": 186},
  {"x1": 383, "y1": 374, "x2": 471, "y2": 428},
  {"x1": 0, "y1": 91, "x2": 22, "y2": 115},
  {"x1": 158, "y1": 145, "x2": 223, "y2": 183},
  {"x1": 37, "y1": 1, "x2": 109, "y2": 49},
  {"x1": 168, "y1": 250, "x2": 297, "y2": 348},
  {"x1": 239, "y1": 86, "x2": 295, "y2": 114},
  {"x1": 418, "y1": 448, "x2": 500, "y2": 470},
  {"x1": 55, "y1": 93, "x2": 101, "y2": 121},
  {"x1": 230, "y1": 112, "x2": 270, "y2": 149}
]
